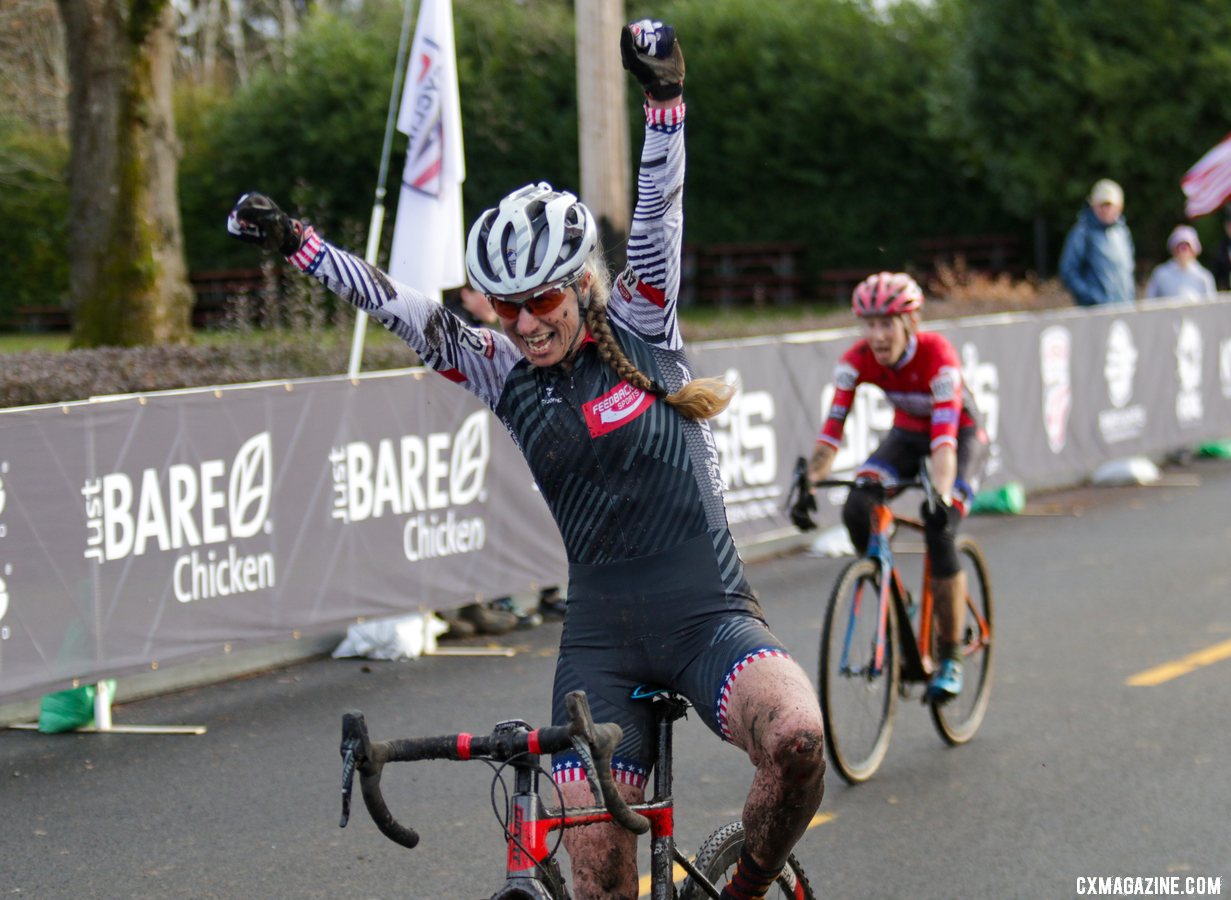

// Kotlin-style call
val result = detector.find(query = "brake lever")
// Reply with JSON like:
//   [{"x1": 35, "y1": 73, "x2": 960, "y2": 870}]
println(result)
[
  {"x1": 921, "y1": 455, "x2": 938, "y2": 514},
  {"x1": 786, "y1": 456, "x2": 807, "y2": 509},
  {"x1": 340, "y1": 711, "x2": 371, "y2": 829},
  {"x1": 570, "y1": 736, "x2": 607, "y2": 808},
  {"x1": 339, "y1": 742, "x2": 358, "y2": 827}
]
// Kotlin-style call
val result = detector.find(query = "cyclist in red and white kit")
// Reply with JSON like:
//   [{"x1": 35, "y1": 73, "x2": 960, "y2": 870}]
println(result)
[{"x1": 801, "y1": 272, "x2": 988, "y2": 700}]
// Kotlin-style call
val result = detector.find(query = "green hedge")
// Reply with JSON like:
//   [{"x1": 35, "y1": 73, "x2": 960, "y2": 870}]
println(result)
[
  {"x1": 0, "y1": 126, "x2": 69, "y2": 324},
  {"x1": 178, "y1": 0, "x2": 1019, "y2": 282},
  {"x1": 0, "y1": 335, "x2": 421, "y2": 409}
]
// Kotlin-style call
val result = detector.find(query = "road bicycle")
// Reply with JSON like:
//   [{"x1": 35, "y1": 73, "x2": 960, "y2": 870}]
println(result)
[
  {"x1": 339, "y1": 688, "x2": 815, "y2": 899},
  {"x1": 788, "y1": 457, "x2": 994, "y2": 784}
]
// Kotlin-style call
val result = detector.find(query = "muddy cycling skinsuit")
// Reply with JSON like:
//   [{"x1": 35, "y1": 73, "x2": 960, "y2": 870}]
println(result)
[
  {"x1": 285, "y1": 103, "x2": 788, "y2": 792},
  {"x1": 819, "y1": 333, "x2": 988, "y2": 573}
]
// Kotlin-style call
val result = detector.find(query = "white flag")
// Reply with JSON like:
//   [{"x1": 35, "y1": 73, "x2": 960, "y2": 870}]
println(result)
[
  {"x1": 388, "y1": 0, "x2": 466, "y2": 300},
  {"x1": 1181, "y1": 132, "x2": 1231, "y2": 219}
]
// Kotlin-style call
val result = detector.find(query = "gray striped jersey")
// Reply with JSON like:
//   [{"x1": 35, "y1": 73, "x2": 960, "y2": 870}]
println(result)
[{"x1": 289, "y1": 104, "x2": 742, "y2": 581}]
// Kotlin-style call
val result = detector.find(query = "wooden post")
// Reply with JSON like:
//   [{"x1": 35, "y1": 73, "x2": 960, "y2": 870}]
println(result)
[{"x1": 575, "y1": 0, "x2": 629, "y2": 274}]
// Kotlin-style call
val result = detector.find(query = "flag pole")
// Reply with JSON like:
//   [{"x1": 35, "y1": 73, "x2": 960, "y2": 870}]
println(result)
[{"x1": 348, "y1": 0, "x2": 416, "y2": 379}]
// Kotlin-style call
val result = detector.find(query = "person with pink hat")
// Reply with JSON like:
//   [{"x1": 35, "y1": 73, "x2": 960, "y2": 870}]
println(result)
[{"x1": 1144, "y1": 224, "x2": 1216, "y2": 301}]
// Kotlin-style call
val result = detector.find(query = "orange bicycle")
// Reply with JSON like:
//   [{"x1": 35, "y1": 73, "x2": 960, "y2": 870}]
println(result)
[{"x1": 789, "y1": 457, "x2": 994, "y2": 783}]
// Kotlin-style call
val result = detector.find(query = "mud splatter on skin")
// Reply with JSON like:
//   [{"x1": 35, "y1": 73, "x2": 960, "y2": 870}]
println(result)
[
  {"x1": 726, "y1": 663, "x2": 827, "y2": 872},
  {"x1": 743, "y1": 731, "x2": 826, "y2": 870}
]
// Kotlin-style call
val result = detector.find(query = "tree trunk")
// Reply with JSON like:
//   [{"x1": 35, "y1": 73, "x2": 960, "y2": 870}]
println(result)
[
  {"x1": 575, "y1": 0, "x2": 629, "y2": 276},
  {"x1": 56, "y1": 0, "x2": 193, "y2": 347}
]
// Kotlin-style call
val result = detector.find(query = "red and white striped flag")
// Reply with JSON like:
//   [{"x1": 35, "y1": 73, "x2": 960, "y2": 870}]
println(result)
[{"x1": 1181, "y1": 132, "x2": 1231, "y2": 218}]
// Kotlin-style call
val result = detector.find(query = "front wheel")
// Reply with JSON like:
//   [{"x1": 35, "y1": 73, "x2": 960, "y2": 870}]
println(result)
[
  {"x1": 678, "y1": 821, "x2": 815, "y2": 900},
  {"x1": 929, "y1": 536, "x2": 994, "y2": 745},
  {"x1": 819, "y1": 557, "x2": 899, "y2": 784}
]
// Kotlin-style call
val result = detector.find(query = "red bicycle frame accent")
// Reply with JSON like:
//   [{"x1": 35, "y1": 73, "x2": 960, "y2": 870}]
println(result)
[{"x1": 506, "y1": 801, "x2": 676, "y2": 875}]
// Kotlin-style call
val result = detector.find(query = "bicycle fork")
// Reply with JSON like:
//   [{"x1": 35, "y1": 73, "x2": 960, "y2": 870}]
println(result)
[{"x1": 840, "y1": 506, "x2": 897, "y2": 680}]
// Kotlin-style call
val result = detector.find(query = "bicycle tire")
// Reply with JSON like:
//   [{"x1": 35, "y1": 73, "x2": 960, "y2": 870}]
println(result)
[
  {"x1": 818, "y1": 557, "x2": 899, "y2": 784},
  {"x1": 929, "y1": 536, "x2": 994, "y2": 745},
  {"x1": 678, "y1": 821, "x2": 815, "y2": 900}
]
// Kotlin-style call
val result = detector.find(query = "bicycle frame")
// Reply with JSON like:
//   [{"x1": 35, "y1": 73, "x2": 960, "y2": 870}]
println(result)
[
  {"x1": 855, "y1": 500, "x2": 933, "y2": 686},
  {"x1": 497, "y1": 695, "x2": 718, "y2": 900}
]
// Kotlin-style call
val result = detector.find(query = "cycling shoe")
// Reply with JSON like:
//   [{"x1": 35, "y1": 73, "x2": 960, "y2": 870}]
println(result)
[{"x1": 928, "y1": 658, "x2": 963, "y2": 702}]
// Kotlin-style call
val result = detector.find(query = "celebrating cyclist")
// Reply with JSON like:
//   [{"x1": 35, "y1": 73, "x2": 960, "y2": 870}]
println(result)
[
  {"x1": 228, "y1": 20, "x2": 824, "y2": 900},
  {"x1": 798, "y1": 272, "x2": 988, "y2": 701}
]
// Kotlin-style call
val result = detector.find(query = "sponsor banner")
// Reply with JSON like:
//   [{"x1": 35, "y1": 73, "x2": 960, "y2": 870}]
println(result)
[
  {"x1": 0, "y1": 373, "x2": 565, "y2": 702},
  {"x1": 2, "y1": 297, "x2": 1229, "y2": 702},
  {"x1": 691, "y1": 297, "x2": 1231, "y2": 538}
]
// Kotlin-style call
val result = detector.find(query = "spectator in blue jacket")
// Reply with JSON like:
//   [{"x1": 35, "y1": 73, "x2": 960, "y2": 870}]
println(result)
[{"x1": 1059, "y1": 179, "x2": 1136, "y2": 306}]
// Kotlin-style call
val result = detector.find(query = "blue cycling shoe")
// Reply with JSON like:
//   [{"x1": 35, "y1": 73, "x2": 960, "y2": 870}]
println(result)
[{"x1": 929, "y1": 658, "x2": 963, "y2": 702}]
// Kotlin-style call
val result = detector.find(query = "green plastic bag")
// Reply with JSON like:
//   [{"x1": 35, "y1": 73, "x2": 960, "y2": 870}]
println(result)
[
  {"x1": 38, "y1": 680, "x2": 116, "y2": 733},
  {"x1": 1196, "y1": 440, "x2": 1231, "y2": 460},
  {"x1": 970, "y1": 482, "x2": 1026, "y2": 515}
]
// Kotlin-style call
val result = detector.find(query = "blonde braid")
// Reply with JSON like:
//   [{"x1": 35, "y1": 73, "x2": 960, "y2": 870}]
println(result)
[{"x1": 585, "y1": 289, "x2": 734, "y2": 421}]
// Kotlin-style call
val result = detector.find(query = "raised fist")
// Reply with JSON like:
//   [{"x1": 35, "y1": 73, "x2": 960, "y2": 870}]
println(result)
[
  {"x1": 620, "y1": 19, "x2": 685, "y2": 100},
  {"x1": 227, "y1": 192, "x2": 304, "y2": 255}
]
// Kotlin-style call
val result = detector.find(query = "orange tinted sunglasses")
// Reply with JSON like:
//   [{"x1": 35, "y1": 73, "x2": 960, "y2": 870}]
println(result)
[{"x1": 490, "y1": 278, "x2": 578, "y2": 319}]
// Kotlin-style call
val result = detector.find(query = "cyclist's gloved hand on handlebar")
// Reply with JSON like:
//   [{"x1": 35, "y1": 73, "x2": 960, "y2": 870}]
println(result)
[
  {"x1": 621, "y1": 19, "x2": 685, "y2": 100},
  {"x1": 920, "y1": 497, "x2": 955, "y2": 531},
  {"x1": 789, "y1": 489, "x2": 818, "y2": 532}
]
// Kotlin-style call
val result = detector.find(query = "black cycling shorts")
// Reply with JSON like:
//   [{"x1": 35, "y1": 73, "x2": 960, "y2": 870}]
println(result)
[
  {"x1": 549, "y1": 531, "x2": 789, "y2": 792},
  {"x1": 855, "y1": 425, "x2": 988, "y2": 509}
]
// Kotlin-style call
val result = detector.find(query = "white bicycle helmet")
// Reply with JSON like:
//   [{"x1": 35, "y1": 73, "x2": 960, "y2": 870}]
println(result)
[{"x1": 465, "y1": 182, "x2": 598, "y2": 297}]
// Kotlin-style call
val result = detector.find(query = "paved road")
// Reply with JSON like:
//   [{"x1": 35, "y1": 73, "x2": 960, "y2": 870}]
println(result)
[{"x1": 3, "y1": 459, "x2": 1230, "y2": 899}]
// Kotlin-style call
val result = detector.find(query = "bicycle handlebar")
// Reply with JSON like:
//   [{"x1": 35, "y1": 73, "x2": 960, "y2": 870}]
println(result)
[
  {"x1": 338, "y1": 690, "x2": 649, "y2": 850},
  {"x1": 792, "y1": 457, "x2": 939, "y2": 505}
]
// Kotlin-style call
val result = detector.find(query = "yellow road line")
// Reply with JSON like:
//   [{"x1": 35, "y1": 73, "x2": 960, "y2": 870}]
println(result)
[
  {"x1": 636, "y1": 812, "x2": 836, "y2": 897},
  {"x1": 1127, "y1": 637, "x2": 1231, "y2": 686}
]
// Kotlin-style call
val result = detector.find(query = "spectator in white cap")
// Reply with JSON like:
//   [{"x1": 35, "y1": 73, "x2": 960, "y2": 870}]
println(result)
[
  {"x1": 1059, "y1": 178, "x2": 1136, "y2": 306},
  {"x1": 1144, "y1": 224, "x2": 1216, "y2": 301}
]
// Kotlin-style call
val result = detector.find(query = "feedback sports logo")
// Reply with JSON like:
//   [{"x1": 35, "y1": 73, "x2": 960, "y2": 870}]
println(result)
[
  {"x1": 329, "y1": 410, "x2": 491, "y2": 563},
  {"x1": 1099, "y1": 320, "x2": 1146, "y2": 443},
  {"x1": 82, "y1": 433, "x2": 275, "y2": 604},
  {"x1": 1040, "y1": 326, "x2": 1073, "y2": 453},
  {"x1": 1175, "y1": 318, "x2": 1203, "y2": 427}
]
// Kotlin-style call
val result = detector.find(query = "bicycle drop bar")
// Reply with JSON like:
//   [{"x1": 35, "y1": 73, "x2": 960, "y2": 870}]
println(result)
[{"x1": 338, "y1": 690, "x2": 648, "y2": 850}]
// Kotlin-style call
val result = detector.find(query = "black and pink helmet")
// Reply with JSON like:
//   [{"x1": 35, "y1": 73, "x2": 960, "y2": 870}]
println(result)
[{"x1": 851, "y1": 272, "x2": 924, "y2": 317}]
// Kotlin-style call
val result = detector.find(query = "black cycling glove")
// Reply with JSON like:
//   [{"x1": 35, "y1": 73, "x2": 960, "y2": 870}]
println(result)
[
  {"x1": 920, "y1": 498, "x2": 956, "y2": 532},
  {"x1": 620, "y1": 19, "x2": 685, "y2": 100},
  {"x1": 227, "y1": 192, "x2": 305, "y2": 256},
  {"x1": 789, "y1": 489, "x2": 818, "y2": 532}
]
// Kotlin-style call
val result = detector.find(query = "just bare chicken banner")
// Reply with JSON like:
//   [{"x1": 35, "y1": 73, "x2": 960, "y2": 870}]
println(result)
[
  {"x1": 1, "y1": 297, "x2": 1229, "y2": 701},
  {"x1": 0, "y1": 372, "x2": 569, "y2": 702}
]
